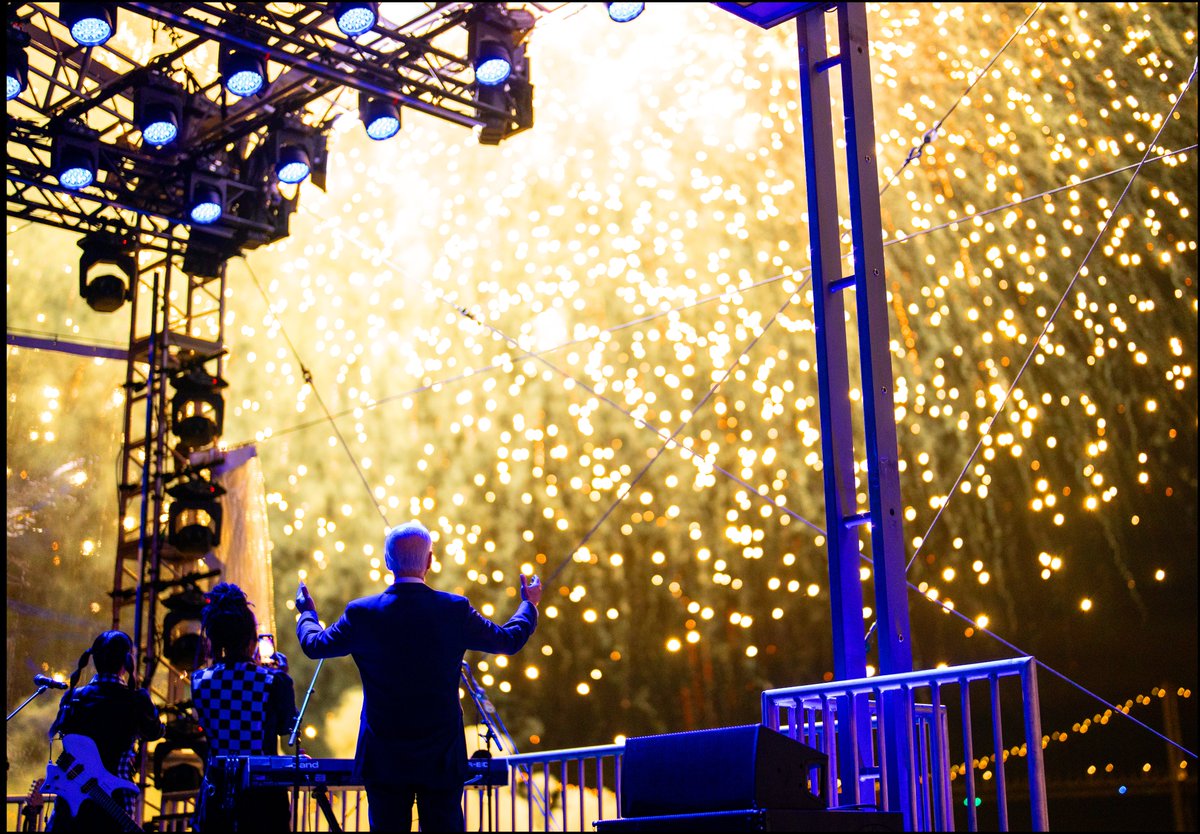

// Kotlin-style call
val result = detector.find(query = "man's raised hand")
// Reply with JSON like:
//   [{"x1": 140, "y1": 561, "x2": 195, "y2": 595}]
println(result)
[{"x1": 520, "y1": 573, "x2": 543, "y2": 607}]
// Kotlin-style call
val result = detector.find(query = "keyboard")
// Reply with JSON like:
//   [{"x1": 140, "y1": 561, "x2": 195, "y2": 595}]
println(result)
[{"x1": 215, "y1": 755, "x2": 508, "y2": 788}]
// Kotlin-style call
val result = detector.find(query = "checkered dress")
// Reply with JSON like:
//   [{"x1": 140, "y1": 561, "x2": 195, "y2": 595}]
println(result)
[
  {"x1": 191, "y1": 662, "x2": 290, "y2": 757},
  {"x1": 190, "y1": 663, "x2": 296, "y2": 831}
]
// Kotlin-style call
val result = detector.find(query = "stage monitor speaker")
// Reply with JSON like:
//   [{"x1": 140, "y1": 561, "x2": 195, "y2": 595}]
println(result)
[{"x1": 619, "y1": 724, "x2": 828, "y2": 818}]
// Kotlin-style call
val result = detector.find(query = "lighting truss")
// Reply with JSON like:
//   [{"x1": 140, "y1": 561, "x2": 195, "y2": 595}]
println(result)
[{"x1": 6, "y1": 2, "x2": 559, "y2": 251}]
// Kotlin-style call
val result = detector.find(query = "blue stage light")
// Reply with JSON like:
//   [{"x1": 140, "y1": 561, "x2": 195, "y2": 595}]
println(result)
[
  {"x1": 606, "y1": 2, "x2": 645, "y2": 23},
  {"x1": 141, "y1": 106, "x2": 179, "y2": 147},
  {"x1": 63, "y1": 4, "x2": 116, "y2": 47},
  {"x1": 57, "y1": 150, "x2": 95, "y2": 190},
  {"x1": 360, "y1": 94, "x2": 401, "y2": 140},
  {"x1": 220, "y1": 46, "x2": 266, "y2": 98},
  {"x1": 474, "y1": 41, "x2": 512, "y2": 87},
  {"x1": 335, "y1": 2, "x2": 378, "y2": 37},
  {"x1": 276, "y1": 145, "x2": 311, "y2": 184},
  {"x1": 189, "y1": 185, "x2": 222, "y2": 225}
]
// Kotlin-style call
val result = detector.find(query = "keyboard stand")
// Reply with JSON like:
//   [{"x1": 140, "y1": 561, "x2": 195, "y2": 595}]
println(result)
[{"x1": 311, "y1": 785, "x2": 342, "y2": 833}]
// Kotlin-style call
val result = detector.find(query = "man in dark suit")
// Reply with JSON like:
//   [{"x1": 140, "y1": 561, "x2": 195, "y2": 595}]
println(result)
[{"x1": 295, "y1": 520, "x2": 542, "y2": 831}]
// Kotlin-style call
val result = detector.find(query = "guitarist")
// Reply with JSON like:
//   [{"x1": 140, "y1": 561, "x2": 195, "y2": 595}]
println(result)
[{"x1": 46, "y1": 630, "x2": 164, "y2": 832}]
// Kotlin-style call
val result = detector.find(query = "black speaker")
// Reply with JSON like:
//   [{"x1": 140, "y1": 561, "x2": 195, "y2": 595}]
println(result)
[{"x1": 619, "y1": 724, "x2": 828, "y2": 818}]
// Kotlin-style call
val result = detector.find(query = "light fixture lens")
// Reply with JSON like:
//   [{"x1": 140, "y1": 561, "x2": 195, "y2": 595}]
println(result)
[
  {"x1": 226, "y1": 68, "x2": 264, "y2": 97},
  {"x1": 277, "y1": 160, "x2": 308, "y2": 183},
  {"x1": 142, "y1": 113, "x2": 179, "y2": 147},
  {"x1": 336, "y1": 4, "x2": 377, "y2": 37},
  {"x1": 475, "y1": 58, "x2": 511, "y2": 86},
  {"x1": 190, "y1": 188, "x2": 222, "y2": 224},
  {"x1": 276, "y1": 145, "x2": 311, "y2": 184},
  {"x1": 71, "y1": 18, "x2": 112, "y2": 47},
  {"x1": 59, "y1": 165, "x2": 95, "y2": 190},
  {"x1": 6, "y1": 74, "x2": 20, "y2": 101},
  {"x1": 366, "y1": 114, "x2": 400, "y2": 141},
  {"x1": 606, "y1": 2, "x2": 645, "y2": 23},
  {"x1": 190, "y1": 201, "x2": 221, "y2": 224}
]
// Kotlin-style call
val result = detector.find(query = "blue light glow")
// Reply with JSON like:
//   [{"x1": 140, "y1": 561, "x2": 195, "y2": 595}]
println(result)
[
  {"x1": 59, "y1": 166, "x2": 94, "y2": 190},
  {"x1": 226, "y1": 69, "x2": 264, "y2": 98},
  {"x1": 142, "y1": 120, "x2": 178, "y2": 147},
  {"x1": 190, "y1": 200, "x2": 222, "y2": 225},
  {"x1": 606, "y1": 2, "x2": 645, "y2": 23},
  {"x1": 277, "y1": 160, "x2": 311, "y2": 184},
  {"x1": 475, "y1": 57, "x2": 511, "y2": 87},
  {"x1": 71, "y1": 17, "x2": 112, "y2": 47},
  {"x1": 337, "y1": 7, "x2": 376, "y2": 37},
  {"x1": 6, "y1": 75, "x2": 20, "y2": 101},
  {"x1": 366, "y1": 115, "x2": 400, "y2": 141}
]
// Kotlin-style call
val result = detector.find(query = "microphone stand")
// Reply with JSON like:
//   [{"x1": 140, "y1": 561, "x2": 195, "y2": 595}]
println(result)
[
  {"x1": 7, "y1": 682, "x2": 55, "y2": 723},
  {"x1": 289, "y1": 659, "x2": 341, "y2": 833},
  {"x1": 460, "y1": 662, "x2": 555, "y2": 829}
]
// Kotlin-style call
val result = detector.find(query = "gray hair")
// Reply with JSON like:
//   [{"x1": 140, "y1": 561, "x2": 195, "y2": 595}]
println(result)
[{"x1": 385, "y1": 521, "x2": 433, "y2": 576}]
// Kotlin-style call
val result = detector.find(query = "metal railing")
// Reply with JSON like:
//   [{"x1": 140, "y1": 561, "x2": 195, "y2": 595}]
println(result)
[
  {"x1": 761, "y1": 656, "x2": 1048, "y2": 831},
  {"x1": 11, "y1": 660, "x2": 1046, "y2": 832}
]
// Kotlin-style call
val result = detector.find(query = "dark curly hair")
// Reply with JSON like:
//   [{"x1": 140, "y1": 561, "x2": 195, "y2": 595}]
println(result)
[{"x1": 201, "y1": 582, "x2": 258, "y2": 663}]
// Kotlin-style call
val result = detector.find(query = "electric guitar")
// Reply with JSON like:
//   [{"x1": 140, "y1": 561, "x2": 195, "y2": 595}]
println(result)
[
  {"x1": 20, "y1": 778, "x2": 45, "y2": 833},
  {"x1": 42, "y1": 734, "x2": 143, "y2": 833}
]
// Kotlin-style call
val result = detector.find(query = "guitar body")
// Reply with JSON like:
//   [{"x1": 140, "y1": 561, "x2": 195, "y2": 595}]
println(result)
[{"x1": 43, "y1": 734, "x2": 143, "y2": 833}]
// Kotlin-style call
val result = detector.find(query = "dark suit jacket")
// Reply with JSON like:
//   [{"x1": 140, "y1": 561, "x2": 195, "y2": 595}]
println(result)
[{"x1": 296, "y1": 581, "x2": 537, "y2": 788}]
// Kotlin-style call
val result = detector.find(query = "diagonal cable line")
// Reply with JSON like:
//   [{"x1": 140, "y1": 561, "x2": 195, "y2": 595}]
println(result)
[
  {"x1": 888, "y1": 143, "x2": 1198, "y2": 246},
  {"x1": 240, "y1": 256, "x2": 393, "y2": 528},
  {"x1": 878, "y1": 2, "x2": 1045, "y2": 197}
]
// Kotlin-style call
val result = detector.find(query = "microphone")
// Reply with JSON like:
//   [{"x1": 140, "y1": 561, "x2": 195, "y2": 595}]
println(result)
[{"x1": 34, "y1": 675, "x2": 68, "y2": 690}]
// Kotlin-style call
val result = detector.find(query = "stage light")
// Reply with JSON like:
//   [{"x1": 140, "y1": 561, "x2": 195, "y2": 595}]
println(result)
[
  {"x1": 276, "y1": 144, "x2": 311, "y2": 184},
  {"x1": 187, "y1": 182, "x2": 223, "y2": 222},
  {"x1": 61, "y1": 3, "x2": 116, "y2": 48},
  {"x1": 469, "y1": 7, "x2": 535, "y2": 145},
  {"x1": 167, "y1": 478, "x2": 225, "y2": 557},
  {"x1": 187, "y1": 174, "x2": 225, "y2": 225},
  {"x1": 53, "y1": 131, "x2": 99, "y2": 190},
  {"x1": 77, "y1": 231, "x2": 135, "y2": 313},
  {"x1": 6, "y1": 28, "x2": 29, "y2": 101},
  {"x1": 474, "y1": 39, "x2": 512, "y2": 86},
  {"x1": 219, "y1": 45, "x2": 266, "y2": 98},
  {"x1": 170, "y1": 366, "x2": 227, "y2": 452},
  {"x1": 161, "y1": 586, "x2": 208, "y2": 668},
  {"x1": 360, "y1": 92, "x2": 401, "y2": 140},
  {"x1": 606, "y1": 2, "x2": 645, "y2": 23},
  {"x1": 140, "y1": 105, "x2": 177, "y2": 146},
  {"x1": 135, "y1": 76, "x2": 185, "y2": 148},
  {"x1": 334, "y1": 2, "x2": 378, "y2": 37}
]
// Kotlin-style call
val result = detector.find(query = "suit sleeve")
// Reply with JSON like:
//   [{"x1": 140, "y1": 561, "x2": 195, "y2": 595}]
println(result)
[
  {"x1": 462, "y1": 600, "x2": 538, "y2": 655},
  {"x1": 296, "y1": 607, "x2": 357, "y2": 659}
]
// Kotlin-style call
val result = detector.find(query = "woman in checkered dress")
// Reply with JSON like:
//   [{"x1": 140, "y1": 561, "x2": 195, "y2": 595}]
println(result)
[{"x1": 191, "y1": 583, "x2": 298, "y2": 831}]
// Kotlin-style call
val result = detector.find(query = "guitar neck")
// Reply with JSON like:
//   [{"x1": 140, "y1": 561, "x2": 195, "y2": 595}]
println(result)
[{"x1": 81, "y1": 781, "x2": 142, "y2": 834}]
